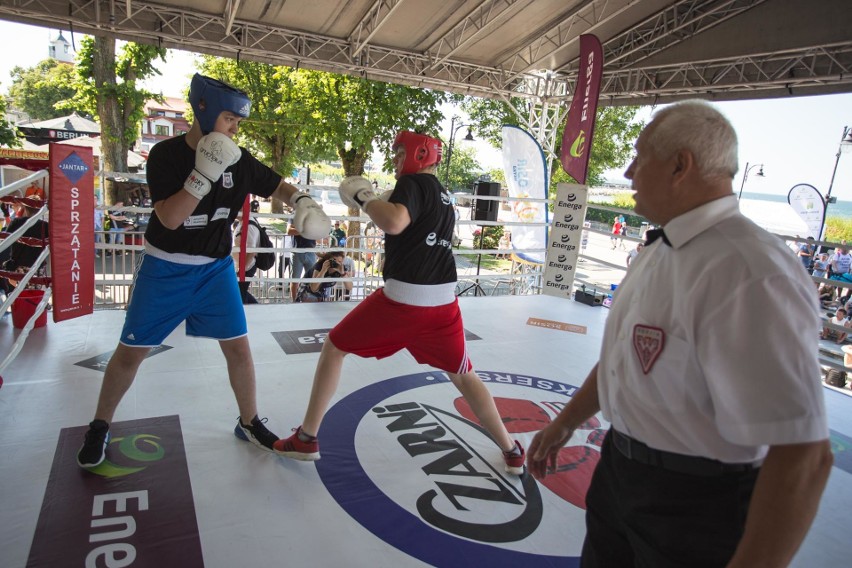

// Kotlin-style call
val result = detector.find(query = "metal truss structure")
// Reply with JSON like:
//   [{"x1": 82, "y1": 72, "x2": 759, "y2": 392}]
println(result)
[{"x1": 0, "y1": 0, "x2": 848, "y2": 148}]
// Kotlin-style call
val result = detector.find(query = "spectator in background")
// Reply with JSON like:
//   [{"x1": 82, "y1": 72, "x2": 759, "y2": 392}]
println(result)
[
  {"x1": 94, "y1": 206, "x2": 105, "y2": 254},
  {"x1": 107, "y1": 201, "x2": 134, "y2": 250},
  {"x1": 497, "y1": 231, "x2": 511, "y2": 259},
  {"x1": 819, "y1": 284, "x2": 838, "y2": 308},
  {"x1": 828, "y1": 246, "x2": 852, "y2": 277},
  {"x1": 610, "y1": 216, "x2": 622, "y2": 249},
  {"x1": 821, "y1": 308, "x2": 849, "y2": 344},
  {"x1": 295, "y1": 251, "x2": 346, "y2": 303},
  {"x1": 797, "y1": 237, "x2": 816, "y2": 271},
  {"x1": 289, "y1": 225, "x2": 317, "y2": 302},
  {"x1": 232, "y1": 200, "x2": 261, "y2": 305},
  {"x1": 330, "y1": 221, "x2": 347, "y2": 246},
  {"x1": 340, "y1": 253, "x2": 354, "y2": 301},
  {"x1": 625, "y1": 242, "x2": 644, "y2": 268},
  {"x1": 812, "y1": 252, "x2": 830, "y2": 279}
]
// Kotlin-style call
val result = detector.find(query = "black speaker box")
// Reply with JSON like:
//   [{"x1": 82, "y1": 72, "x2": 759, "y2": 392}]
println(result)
[
  {"x1": 574, "y1": 288, "x2": 604, "y2": 306},
  {"x1": 473, "y1": 181, "x2": 500, "y2": 222}
]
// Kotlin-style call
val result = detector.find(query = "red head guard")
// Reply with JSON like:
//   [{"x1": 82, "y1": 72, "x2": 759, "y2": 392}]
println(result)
[{"x1": 392, "y1": 131, "x2": 443, "y2": 175}]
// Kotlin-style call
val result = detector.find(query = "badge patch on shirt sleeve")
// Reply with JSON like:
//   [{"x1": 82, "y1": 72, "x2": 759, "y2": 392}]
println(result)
[
  {"x1": 222, "y1": 172, "x2": 234, "y2": 188},
  {"x1": 633, "y1": 324, "x2": 665, "y2": 374}
]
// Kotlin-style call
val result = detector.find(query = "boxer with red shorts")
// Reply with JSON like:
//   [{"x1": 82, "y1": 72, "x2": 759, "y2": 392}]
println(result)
[{"x1": 274, "y1": 130, "x2": 525, "y2": 474}]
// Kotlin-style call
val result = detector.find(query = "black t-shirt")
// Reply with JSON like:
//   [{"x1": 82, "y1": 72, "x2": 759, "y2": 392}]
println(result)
[
  {"x1": 145, "y1": 135, "x2": 281, "y2": 257},
  {"x1": 383, "y1": 174, "x2": 456, "y2": 285},
  {"x1": 306, "y1": 260, "x2": 340, "y2": 292}
]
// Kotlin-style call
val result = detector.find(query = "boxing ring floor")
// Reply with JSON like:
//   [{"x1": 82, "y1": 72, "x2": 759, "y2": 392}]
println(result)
[{"x1": 1, "y1": 295, "x2": 850, "y2": 567}]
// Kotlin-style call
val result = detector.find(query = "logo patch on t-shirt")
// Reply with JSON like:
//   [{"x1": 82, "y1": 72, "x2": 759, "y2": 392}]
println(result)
[
  {"x1": 222, "y1": 172, "x2": 234, "y2": 188},
  {"x1": 633, "y1": 324, "x2": 665, "y2": 374}
]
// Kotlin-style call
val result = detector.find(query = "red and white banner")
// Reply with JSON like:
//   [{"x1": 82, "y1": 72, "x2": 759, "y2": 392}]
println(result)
[
  {"x1": 560, "y1": 34, "x2": 604, "y2": 184},
  {"x1": 49, "y1": 143, "x2": 95, "y2": 322}
]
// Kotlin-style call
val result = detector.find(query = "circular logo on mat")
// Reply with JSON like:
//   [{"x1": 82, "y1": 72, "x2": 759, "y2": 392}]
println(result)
[{"x1": 316, "y1": 371, "x2": 609, "y2": 566}]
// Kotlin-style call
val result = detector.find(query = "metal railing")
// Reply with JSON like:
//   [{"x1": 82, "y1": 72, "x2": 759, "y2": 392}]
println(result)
[{"x1": 0, "y1": 169, "x2": 52, "y2": 377}]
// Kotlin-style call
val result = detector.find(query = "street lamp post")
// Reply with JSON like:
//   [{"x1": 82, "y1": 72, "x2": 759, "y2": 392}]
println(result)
[
  {"x1": 820, "y1": 125, "x2": 852, "y2": 240},
  {"x1": 737, "y1": 162, "x2": 764, "y2": 200},
  {"x1": 443, "y1": 115, "x2": 474, "y2": 191}
]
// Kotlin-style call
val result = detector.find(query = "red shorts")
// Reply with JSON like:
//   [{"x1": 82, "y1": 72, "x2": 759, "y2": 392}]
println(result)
[{"x1": 329, "y1": 289, "x2": 473, "y2": 374}]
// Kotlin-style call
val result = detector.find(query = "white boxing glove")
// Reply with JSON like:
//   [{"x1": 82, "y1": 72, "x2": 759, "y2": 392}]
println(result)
[
  {"x1": 379, "y1": 189, "x2": 394, "y2": 202},
  {"x1": 292, "y1": 192, "x2": 331, "y2": 241},
  {"x1": 184, "y1": 132, "x2": 242, "y2": 200},
  {"x1": 339, "y1": 176, "x2": 379, "y2": 211}
]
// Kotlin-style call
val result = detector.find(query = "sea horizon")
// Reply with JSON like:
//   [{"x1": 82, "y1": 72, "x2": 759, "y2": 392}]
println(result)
[{"x1": 589, "y1": 188, "x2": 850, "y2": 238}]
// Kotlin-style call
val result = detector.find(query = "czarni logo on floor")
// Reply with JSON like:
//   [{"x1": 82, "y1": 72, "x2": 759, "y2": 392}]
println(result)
[{"x1": 316, "y1": 371, "x2": 608, "y2": 565}]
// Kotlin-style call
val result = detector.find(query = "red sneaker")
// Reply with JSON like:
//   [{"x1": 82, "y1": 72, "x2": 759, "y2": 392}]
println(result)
[
  {"x1": 503, "y1": 441, "x2": 526, "y2": 475},
  {"x1": 273, "y1": 426, "x2": 320, "y2": 461}
]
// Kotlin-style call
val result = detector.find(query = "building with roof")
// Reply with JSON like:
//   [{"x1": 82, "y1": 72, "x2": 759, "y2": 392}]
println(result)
[{"x1": 137, "y1": 96, "x2": 189, "y2": 157}]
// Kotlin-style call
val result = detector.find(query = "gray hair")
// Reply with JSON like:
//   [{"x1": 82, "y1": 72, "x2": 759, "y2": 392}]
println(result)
[{"x1": 646, "y1": 100, "x2": 739, "y2": 179}]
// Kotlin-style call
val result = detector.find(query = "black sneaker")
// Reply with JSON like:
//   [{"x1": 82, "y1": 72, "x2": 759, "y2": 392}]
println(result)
[
  {"x1": 234, "y1": 416, "x2": 278, "y2": 452},
  {"x1": 77, "y1": 419, "x2": 111, "y2": 468}
]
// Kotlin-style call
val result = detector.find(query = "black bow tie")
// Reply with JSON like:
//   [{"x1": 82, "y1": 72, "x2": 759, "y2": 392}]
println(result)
[{"x1": 644, "y1": 228, "x2": 671, "y2": 247}]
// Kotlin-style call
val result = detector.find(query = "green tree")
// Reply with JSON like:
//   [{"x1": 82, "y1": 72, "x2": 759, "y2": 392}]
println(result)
[
  {"x1": 444, "y1": 145, "x2": 482, "y2": 193},
  {"x1": 62, "y1": 36, "x2": 166, "y2": 203},
  {"x1": 8, "y1": 60, "x2": 82, "y2": 120},
  {"x1": 462, "y1": 97, "x2": 643, "y2": 195},
  {"x1": 0, "y1": 96, "x2": 19, "y2": 147},
  {"x1": 296, "y1": 74, "x2": 447, "y2": 235},
  {"x1": 487, "y1": 167, "x2": 506, "y2": 185}
]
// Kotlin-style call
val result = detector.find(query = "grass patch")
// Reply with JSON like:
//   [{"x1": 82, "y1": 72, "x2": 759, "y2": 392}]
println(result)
[{"x1": 456, "y1": 247, "x2": 513, "y2": 271}]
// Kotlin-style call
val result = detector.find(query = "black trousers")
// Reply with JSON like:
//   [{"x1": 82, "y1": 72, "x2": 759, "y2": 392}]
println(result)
[{"x1": 582, "y1": 430, "x2": 759, "y2": 568}]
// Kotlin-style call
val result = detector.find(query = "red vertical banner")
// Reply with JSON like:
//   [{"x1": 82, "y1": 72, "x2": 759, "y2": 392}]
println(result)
[
  {"x1": 49, "y1": 143, "x2": 95, "y2": 322},
  {"x1": 560, "y1": 34, "x2": 604, "y2": 184}
]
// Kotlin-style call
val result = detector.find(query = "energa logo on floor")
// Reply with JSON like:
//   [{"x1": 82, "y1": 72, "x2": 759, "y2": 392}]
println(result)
[{"x1": 317, "y1": 371, "x2": 609, "y2": 566}]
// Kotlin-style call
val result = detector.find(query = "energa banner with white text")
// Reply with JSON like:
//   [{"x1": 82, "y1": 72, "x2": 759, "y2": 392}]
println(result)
[{"x1": 502, "y1": 125, "x2": 549, "y2": 264}]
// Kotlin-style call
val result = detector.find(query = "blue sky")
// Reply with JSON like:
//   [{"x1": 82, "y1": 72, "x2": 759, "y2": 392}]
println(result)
[{"x1": 2, "y1": 20, "x2": 850, "y2": 203}]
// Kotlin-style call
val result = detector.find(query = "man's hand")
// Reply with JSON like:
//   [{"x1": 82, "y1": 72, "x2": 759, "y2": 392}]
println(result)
[
  {"x1": 292, "y1": 192, "x2": 331, "y2": 240},
  {"x1": 528, "y1": 422, "x2": 577, "y2": 479},
  {"x1": 339, "y1": 176, "x2": 379, "y2": 211},
  {"x1": 184, "y1": 132, "x2": 242, "y2": 200}
]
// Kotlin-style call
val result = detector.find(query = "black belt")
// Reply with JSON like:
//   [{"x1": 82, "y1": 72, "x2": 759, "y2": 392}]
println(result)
[{"x1": 610, "y1": 429, "x2": 757, "y2": 477}]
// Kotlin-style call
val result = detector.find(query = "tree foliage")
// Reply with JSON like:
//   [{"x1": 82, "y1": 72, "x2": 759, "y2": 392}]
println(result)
[
  {"x1": 442, "y1": 145, "x2": 482, "y2": 193},
  {"x1": 8, "y1": 60, "x2": 83, "y2": 120},
  {"x1": 296, "y1": 74, "x2": 447, "y2": 231},
  {"x1": 461, "y1": 97, "x2": 643, "y2": 195},
  {"x1": 0, "y1": 96, "x2": 19, "y2": 147},
  {"x1": 295, "y1": 74, "x2": 446, "y2": 176},
  {"x1": 63, "y1": 36, "x2": 166, "y2": 203}
]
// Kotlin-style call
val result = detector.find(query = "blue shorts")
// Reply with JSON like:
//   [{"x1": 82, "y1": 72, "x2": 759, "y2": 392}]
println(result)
[{"x1": 120, "y1": 255, "x2": 246, "y2": 347}]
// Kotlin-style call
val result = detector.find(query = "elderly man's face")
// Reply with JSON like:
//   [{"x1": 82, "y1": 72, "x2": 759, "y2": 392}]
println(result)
[{"x1": 624, "y1": 122, "x2": 674, "y2": 223}]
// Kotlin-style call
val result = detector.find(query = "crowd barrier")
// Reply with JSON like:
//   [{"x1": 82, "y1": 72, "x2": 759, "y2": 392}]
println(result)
[{"x1": 2, "y1": 177, "x2": 848, "y2": 384}]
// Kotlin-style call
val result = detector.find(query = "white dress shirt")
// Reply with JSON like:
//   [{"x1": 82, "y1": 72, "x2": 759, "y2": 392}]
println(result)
[{"x1": 598, "y1": 195, "x2": 828, "y2": 463}]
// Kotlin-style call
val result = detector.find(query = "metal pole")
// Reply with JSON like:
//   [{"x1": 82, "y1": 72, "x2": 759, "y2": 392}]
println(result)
[
  {"x1": 737, "y1": 161, "x2": 750, "y2": 200},
  {"x1": 444, "y1": 116, "x2": 456, "y2": 189},
  {"x1": 820, "y1": 126, "x2": 850, "y2": 240},
  {"x1": 825, "y1": 126, "x2": 849, "y2": 203}
]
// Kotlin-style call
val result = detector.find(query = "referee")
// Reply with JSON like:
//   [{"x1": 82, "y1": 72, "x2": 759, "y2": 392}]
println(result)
[{"x1": 529, "y1": 100, "x2": 832, "y2": 568}]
